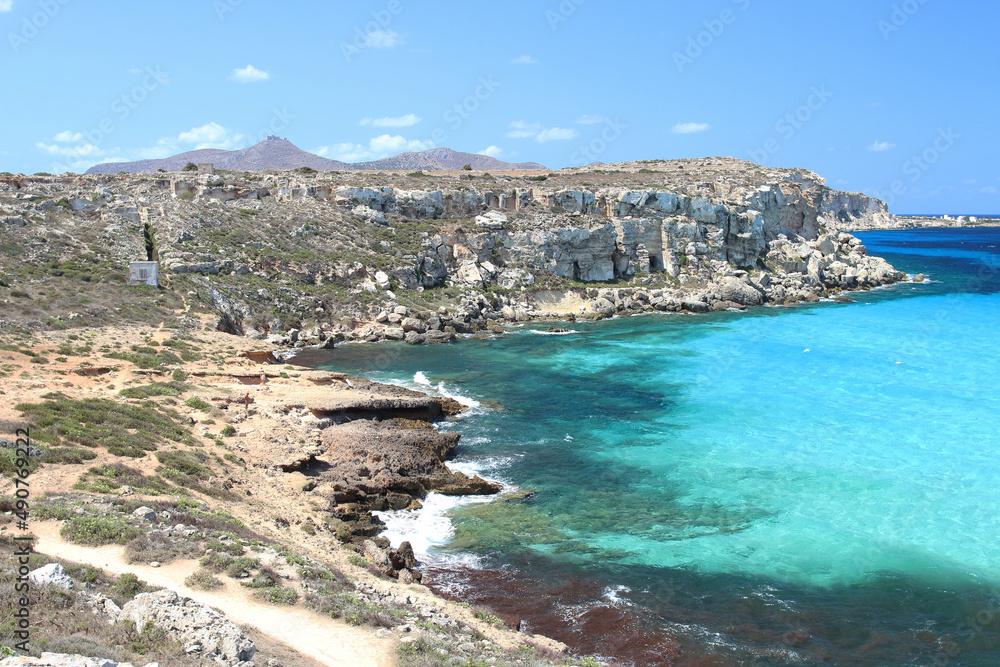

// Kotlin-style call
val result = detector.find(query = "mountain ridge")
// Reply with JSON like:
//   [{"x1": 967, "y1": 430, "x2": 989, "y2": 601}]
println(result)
[{"x1": 84, "y1": 137, "x2": 546, "y2": 175}]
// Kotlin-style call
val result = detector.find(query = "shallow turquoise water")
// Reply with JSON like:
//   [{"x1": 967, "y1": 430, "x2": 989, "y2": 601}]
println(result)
[{"x1": 317, "y1": 227, "x2": 1000, "y2": 665}]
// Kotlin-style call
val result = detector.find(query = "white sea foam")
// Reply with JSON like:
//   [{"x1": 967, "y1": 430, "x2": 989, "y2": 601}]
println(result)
[
  {"x1": 527, "y1": 329, "x2": 581, "y2": 336},
  {"x1": 374, "y1": 492, "x2": 488, "y2": 566},
  {"x1": 603, "y1": 584, "x2": 632, "y2": 606},
  {"x1": 382, "y1": 373, "x2": 484, "y2": 413},
  {"x1": 434, "y1": 381, "x2": 481, "y2": 409},
  {"x1": 374, "y1": 456, "x2": 513, "y2": 567}
]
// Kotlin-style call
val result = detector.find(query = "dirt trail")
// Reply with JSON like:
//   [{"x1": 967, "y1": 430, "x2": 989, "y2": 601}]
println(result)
[{"x1": 31, "y1": 522, "x2": 397, "y2": 667}]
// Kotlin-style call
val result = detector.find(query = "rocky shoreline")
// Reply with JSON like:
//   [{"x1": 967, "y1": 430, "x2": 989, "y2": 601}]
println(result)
[{"x1": 271, "y1": 228, "x2": 909, "y2": 349}]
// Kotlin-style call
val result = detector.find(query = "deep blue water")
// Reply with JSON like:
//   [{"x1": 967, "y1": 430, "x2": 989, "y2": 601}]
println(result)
[{"x1": 314, "y1": 227, "x2": 1000, "y2": 666}]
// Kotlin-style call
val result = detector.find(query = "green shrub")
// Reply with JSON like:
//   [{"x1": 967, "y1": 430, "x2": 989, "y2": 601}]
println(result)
[
  {"x1": 118, "y1": 381, "x2": 186, "y2": 399},
  {"x1": 177, "y1": 192, "x2": 195, "y2": 201},
  {"x1": 184, "y1": 397, "x2": 211, "y2": 411},
  {"x1": 171, "y1": 369, "x2": 188, "y2": 382},
  {"x1": 220, "y1": 425, "x2": 236, "y2": 437},
  {"x1": 253, "y1": 586, "x2": 298, "y2": 605},
  {"x1": 155, "y1": 449, "x2": 209, "y2": 479},
  {"x1": 204, "y1": 540, "x2": 244, "y2": 557},
  {"x1": 224, "y1": 556, "x2": 261, "y2": 578},
  {"x1": 111, "y1": 572, "x2": 148, "y2": 600},
  {"x1": 184, "y1": 569, "x2": 223, "y2": 591},
  {"x1": 199, "y1": 551, "x2": 234, "y2": 573},
  {"x1": 61, "y1": 516, "x2": 140, "y2": 546},
  {"x1": 181, "y1": 162, "x2": 198, "y2": 172},
  {"x1": 475, "y1": 608, "x2": 505, "y2": 627},
  {"x1": 75, "y1": 463, "x2": 169, "y2": 495},
  {"x1": 125, "y1": 531, "x2": 199, "y2": 565}
]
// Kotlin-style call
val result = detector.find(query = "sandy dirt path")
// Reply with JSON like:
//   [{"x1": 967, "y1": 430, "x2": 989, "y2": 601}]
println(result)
[{"x1": 31, "y1": 522, "x2": 397, "y2": 667}]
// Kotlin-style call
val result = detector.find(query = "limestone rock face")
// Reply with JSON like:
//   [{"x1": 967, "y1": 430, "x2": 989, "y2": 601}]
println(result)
[{"x1": 118, "y1": 590, "x2": 256, "y2": 666}]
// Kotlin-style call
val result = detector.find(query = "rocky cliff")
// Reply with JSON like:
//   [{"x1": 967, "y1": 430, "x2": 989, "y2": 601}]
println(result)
[{"x1": 0, "y1": 157, "x2": 909, "y2": 341}]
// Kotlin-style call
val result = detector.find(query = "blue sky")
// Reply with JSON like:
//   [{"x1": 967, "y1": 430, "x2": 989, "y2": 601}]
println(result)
[{"x1": 1, "y1": 0, "x2": 997, "y2": 214}]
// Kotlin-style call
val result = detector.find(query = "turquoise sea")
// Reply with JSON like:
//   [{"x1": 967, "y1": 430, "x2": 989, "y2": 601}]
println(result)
[{"x1": 312, "y1": 227, "x2": 1000, "y2": 666}]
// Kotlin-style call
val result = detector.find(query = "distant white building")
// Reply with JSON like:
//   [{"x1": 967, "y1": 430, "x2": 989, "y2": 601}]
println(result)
[{"x1": 128, "y1": 261, "x2": 158, "y2": 286}]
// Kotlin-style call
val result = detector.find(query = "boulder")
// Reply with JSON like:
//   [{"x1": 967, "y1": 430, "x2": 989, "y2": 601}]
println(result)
[
  {"x1": 591, "y1": 298, "x2": 616, "y2": 318},
  {"x1": 401, "y1": 317, "x2": 425, "y2": 334},
  {"x1": 80, "y1": 592, "x2": 122, "y2": 623},
  {"x1": 681, "y1": 300, "x2": 709, "y2": 313},
  {"x1": 475, "y1": 210, "x2": 508, "y2": 229},
  {"x1": 716, "y1": 276, "x2": 765, "y2": 307},
  {"x1": 29, "y1": 563, "x2": 74, "y2": 590},
  {"x1": 352, "y1": 204, "x2": 387, "y2": 226},
  {"x1": 132, "y1": 506, "x2": 156, "y2": 522},
  {"x1": 118, "y1": 590, "x2": 255, "y2": 666},
  {"x1": 363, "y1": 539, "x2": 392, "y2": 570},
  {"x1": 397, "y1": 541, "x2": 418, "y2": 569}
]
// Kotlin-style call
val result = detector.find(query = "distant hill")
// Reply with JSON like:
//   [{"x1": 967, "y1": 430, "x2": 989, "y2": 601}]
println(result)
[
  {"x1": 351, "y1": 147, "x2": 546, "y2": 171},
  {"x1": 85, "y1": 137, "x2": 350, "y2": 175},
  {"x1": 84, "y1": 138, "x2": 546, "y2": 174}
]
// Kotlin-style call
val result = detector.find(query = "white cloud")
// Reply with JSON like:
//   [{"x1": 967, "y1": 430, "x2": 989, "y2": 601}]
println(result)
[
  {"x1": 0, "y1": 1, "x2": 12, "y2": 12},
  {"x1": 506, "y1": 121, "x2": 578, "y2": 143},
  {"x1": 672, "y1": 122, "x2": 710, "y2": 134},
  {"x1": 364, "y1": 29, "x2": 401, "y2": 48},
  {"x1": 359, "y1": 114, "x2": 421, "y2": 128},
  {"x1": 36, "y1": 141, "x2": 102, "y2": 158},
  {"x1": 35, "y1": 132, "x2": 117, "y2": 173},
  {"x1": 867, "y1": 140, "x2": 895, "y2": 152},
  {"x1": 53, "y1": 130, "x2": 84, "y2": 143},
  {"x1": 964, "y1": 179, "x2": 977, "y2": 185},
  {"x1": 536, "y1": 127, "x2": 579, "y2": 143},
  {"x1": 478, "y1": 146, "x2": 504, "y2": 158},
  {"x1": 177, "y1": 122, "x2": 246, "y2": 149},
  {"x1": 505, "y1": 121, "x2": 543, "y2": 139},
  {"x1": 982, "y1": 186, "x2": 997, "y2": 195},
  {"x1": 36, "y1": 122, "x2": 248, "y2": 174},
  {"x1": 230, "y1": 65, "x2": 270, "y2": 83},
  {"x1": 314, "y1": 134, "x2": 434, "y2": 162},
  {"x1": 576, "y1": 114, "x2": 609, "y2": 125},
  {"x1": 511, "y1": 55, "x2": 537, "y2": 65}
]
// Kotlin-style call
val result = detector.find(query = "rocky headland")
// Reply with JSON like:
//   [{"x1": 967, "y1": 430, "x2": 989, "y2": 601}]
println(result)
[{"x1": 1, "y1": 157, "x2": 920, "y2": 347}]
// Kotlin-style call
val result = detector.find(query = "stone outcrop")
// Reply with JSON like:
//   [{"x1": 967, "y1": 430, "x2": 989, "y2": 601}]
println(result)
[
  {"x1": 319, "y1": 418, "x2": 500, "y2": 537},
  {"x1": 118, "y1": 590, "x2": 256, "y2": 666}
]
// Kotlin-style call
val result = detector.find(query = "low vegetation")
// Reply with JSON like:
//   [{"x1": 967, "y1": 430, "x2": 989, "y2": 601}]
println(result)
[
  {"x1": 60, "y1": 516, "x2": 142, "y2": 546},
  {"x1": 16, "y1": 393, "x2": 196, "y2": 457}
]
